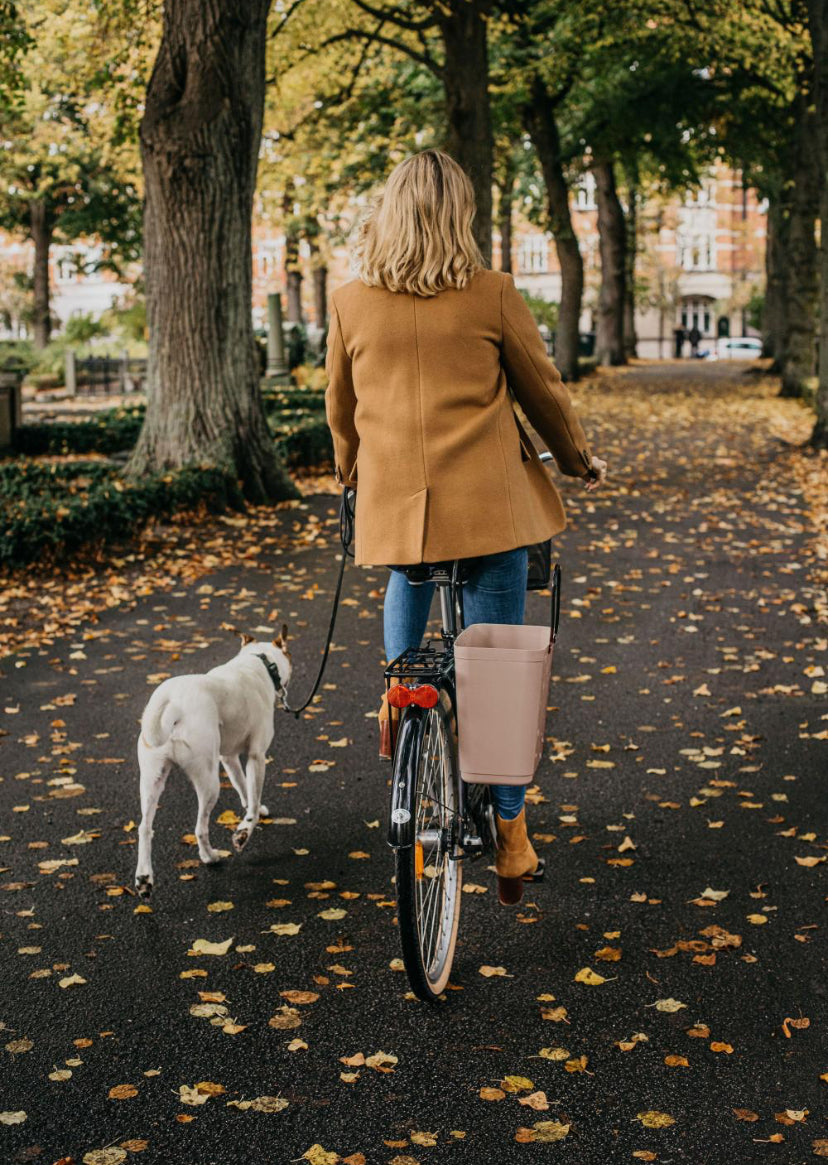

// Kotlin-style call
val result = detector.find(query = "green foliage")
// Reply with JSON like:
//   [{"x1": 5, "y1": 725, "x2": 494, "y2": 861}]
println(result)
[
  {"x1": 3, "y1": 394, "x2": 334, "y2": 566},
  {"x1": 262, "y1": 387, "x2": 327, "y2": 410},
  {"x1": 0, "y1": 458, "x2": 241, "y2": 568},
  {"x1": 519, "y1": 290, "x2": 559, "y2": 333},
  {"x1": 16, "y1": 399, "x2": 333, "y2": 461},
  {"x1": 0, "y1": 1, "x2": 33, "y2": 116},
  {"x1": 101, "y1": 294, "x2": 147, "y2": 345},
  {"x1": 746, "y1": 287, "x2": 764, "y2": 333},
  {"x1": 272, "y1": 413, "x2": 333, "y2": 467},
  {"x1": 64, "y1": 313, "x2": 107, "y2": 346},
  {"x1": 0, "y1": 339, "x2": 35, "y2": 371},
  {"x1": 0, "y1": 1, "x2": 145, "y2": 282},
  {"x1": 15, "y1": 406, "x2": 146, "y2": 456},
  {"x1": 27, "y1": 339, "x2": 71, "y2": 379}
]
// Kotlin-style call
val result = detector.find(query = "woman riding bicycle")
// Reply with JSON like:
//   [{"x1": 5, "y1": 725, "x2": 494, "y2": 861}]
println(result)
[{"x1": 325, "y1": 149, "x2": 606, "y2": 906}]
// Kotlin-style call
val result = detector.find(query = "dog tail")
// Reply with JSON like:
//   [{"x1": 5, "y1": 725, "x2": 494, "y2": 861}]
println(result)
[{"x1": 140, "y1": 689, "x2": 184, "y2": 754}]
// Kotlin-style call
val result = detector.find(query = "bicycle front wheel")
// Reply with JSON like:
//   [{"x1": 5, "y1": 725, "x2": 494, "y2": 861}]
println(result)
[{"x1": 394, "y1": 693, "x2": 462, "y2": 1002}]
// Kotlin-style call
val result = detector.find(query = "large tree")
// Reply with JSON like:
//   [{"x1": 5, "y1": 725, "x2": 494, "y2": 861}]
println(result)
[
  {"x1": 0, "y1": 1, "x2": 143, "y2": 347},
  {"x1": 129, "y1": 0, "x2": 296, "y2": 501},
  {"x1": 808, "y1": 0, "x2": 828, "y2": 445},
  {"x1": 288, "y1": 0, "x2": 495, "y2": 263},
  {"x1": 265, "y1": 6, "x2": 445, "y2": 327}
]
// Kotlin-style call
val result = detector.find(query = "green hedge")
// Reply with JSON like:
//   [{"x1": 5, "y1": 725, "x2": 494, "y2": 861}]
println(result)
[
  {"x1": 2, "y1": 413, "x2": 334, "y2": 569},
  {"x1": 16, "y1": 396, "x2": 329, "y2": 457},
  {"x1": 263, "y1": 388, "x2": 326, "y2": 411},
  {"x1": 272, "y1": 414, "x2": 333, "y2": 466},
  {"x1": 0, "y1": 460, "x2": 243, "y2": 568},
  {"x1": 3, "y1": 395, "x2": 334, "y2": 568},
  {"x1": 15, "y1": 407, "x2": 146, "y2": 456}
]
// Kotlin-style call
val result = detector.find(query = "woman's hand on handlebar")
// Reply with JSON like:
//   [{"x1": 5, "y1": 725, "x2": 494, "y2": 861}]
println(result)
[{"x1": 584, "y1": 456, "x2": 607, "y2": 492}]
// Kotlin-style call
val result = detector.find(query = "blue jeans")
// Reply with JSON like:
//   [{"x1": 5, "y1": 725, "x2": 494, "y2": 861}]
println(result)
[{"x1": 383, "y1": 547, "x2": 529, "y2": 820}]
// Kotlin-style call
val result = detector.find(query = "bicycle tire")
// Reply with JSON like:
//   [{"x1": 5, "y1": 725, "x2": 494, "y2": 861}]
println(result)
[{"x1": 393, "y1": 692, "x2": 463, "y2": 1002}]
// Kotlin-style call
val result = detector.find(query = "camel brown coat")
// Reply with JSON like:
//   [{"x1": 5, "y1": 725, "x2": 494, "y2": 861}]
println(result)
[{"x1": 324, "y1": 268, "x2": 593, "y2": 567}]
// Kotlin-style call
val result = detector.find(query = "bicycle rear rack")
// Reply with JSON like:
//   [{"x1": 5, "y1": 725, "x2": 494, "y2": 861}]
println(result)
[{"x1": 384, "y1": 640, "x2": 453, "y2": 687}]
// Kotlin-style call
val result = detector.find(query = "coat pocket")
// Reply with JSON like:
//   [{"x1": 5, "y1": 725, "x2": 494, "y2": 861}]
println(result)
[{"x1": 512, "y1": 413, "x2": 536, "y2": 462}]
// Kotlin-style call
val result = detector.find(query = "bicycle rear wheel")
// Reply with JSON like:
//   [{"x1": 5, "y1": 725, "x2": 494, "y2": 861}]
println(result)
[{"x1": 394, "y1": 692, "x2": 462, "y2": 1002}]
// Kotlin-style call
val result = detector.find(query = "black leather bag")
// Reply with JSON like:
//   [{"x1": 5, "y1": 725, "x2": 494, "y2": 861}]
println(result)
[{"x1": 526, "y1": 538, "x2": 552, "y2": 591}]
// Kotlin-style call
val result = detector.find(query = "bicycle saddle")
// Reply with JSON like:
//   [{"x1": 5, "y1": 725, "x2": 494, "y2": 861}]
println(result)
[{"x1": 390, "y1": 559, "x2": 475, "y2": 585}]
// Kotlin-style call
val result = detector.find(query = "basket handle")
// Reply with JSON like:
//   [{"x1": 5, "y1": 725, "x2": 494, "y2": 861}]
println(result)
[{"x1": 550, "y1": 562, "x2": 562, "y2": 644}]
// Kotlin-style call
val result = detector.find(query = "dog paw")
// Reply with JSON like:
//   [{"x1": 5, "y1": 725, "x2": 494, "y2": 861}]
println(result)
[
  {"x1": 259, "y1": 803, "x2": 270, "y2": 818},
  {"x1": 135, "y1": 874, "x2": 153, "y2": 898},
  {"x1": 199, "y1": 847, "x2": 223, "y2": 865},
  {"x1": 232, "y1": 826, "x2": 251, "y2": 853}
]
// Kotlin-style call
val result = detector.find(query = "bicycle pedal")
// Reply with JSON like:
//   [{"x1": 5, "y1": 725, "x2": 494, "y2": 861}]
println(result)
[{"x1": 523, "y1": 857, "x2": 546, "y2": 883}]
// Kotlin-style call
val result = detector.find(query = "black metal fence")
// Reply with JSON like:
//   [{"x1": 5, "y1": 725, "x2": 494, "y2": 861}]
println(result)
[{"x1": 66, "y1": 353, "x2": 147, "y2": 396}]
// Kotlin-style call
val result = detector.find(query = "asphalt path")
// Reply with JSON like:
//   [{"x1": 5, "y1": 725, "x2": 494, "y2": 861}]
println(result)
[{"x1": 1, "y1": 363, "x2": 826, "y2": 1165}]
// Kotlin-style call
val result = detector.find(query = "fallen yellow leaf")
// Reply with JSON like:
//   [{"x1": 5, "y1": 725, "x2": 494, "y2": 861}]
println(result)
[
  {"x1": 188, "y1": 937, "x2": 233, "y2": 956},
  {"x1": 302, "y1": 1146, "x2": 340, "y2": 1164},
  {"x1": 574, "y1": 966, "x2": 607, "y2": 986},
  {"x1": 636, "y1": 1110, "x2": 676, "y2": 1128}
]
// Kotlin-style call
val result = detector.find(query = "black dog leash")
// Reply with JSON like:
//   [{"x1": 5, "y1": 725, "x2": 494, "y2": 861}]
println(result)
[{"x1": 276, "y1": 486, "x2": 355, "y2": 719}]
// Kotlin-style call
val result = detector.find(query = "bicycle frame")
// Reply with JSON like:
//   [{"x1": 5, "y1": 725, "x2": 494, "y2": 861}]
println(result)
[{"x1": 384, "y1": 561, "x2": 475, "y2": 851}]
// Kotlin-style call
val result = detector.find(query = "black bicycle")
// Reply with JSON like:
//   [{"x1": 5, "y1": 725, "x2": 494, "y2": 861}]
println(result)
[{"x1": 385, "y1": 455, "x2": 561, "y2": 1001}]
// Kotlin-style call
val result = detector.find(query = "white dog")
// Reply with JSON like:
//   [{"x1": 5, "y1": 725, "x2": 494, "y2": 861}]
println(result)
[{"x1": 134, "y1": 626, "x2": 292, "y2": 897}]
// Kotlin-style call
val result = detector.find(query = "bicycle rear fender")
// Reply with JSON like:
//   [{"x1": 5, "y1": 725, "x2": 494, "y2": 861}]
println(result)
[{"x1": 387, "y1": 705, "x2": 425, "y2": 849}]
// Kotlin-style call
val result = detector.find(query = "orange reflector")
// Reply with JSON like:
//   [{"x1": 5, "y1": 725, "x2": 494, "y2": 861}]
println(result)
[
  {"x1": 386, "y1": 684, "x2": 411, "y2": 708},
  {"x1": 411, "y1": 684, "x2": 439, "y2": 708},
  {"x1": 414, "y1": 841, "x2": 424, "y2": 880},
  {"x1": 387, "y1": 683, "x2": 439, "y2": 709}
]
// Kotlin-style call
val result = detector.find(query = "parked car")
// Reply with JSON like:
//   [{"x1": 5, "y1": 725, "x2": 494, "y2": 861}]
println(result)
[{"x1": 703, "y1": 336, "x2": 763, "y2": 361}]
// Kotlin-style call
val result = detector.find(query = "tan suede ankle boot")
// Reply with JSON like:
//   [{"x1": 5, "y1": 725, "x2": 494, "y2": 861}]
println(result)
[
  {"x1": 378, "y1": 681, "x2": 401, "y2": 761},
  {"x1": 495, "y1": 807, "x2": 544, "y2": 906}
]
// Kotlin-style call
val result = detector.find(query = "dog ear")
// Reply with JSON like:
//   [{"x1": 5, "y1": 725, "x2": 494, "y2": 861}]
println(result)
[
  {"x1": 220, "y1": 621, "x2": 253, "y2": 646},
  {"x1": 273, "y1": 622, "x2": 289, "y2": 646}
]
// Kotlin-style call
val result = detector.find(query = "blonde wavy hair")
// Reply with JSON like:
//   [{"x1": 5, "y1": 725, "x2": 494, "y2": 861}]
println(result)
[{"x1": 357, "y1": 150, "x2": 484, "y2": 297}]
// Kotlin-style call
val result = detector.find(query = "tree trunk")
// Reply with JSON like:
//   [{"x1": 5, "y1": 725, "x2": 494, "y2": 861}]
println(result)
[
  {"x1": 810, "y1": 0, "x2": 828, "y2": 445},
  {"x1": 763, "y1": 198, "x2": 787, "y2": 363},
  {"x1": 284, "y1": 204, "x2": 303, "y2": 324},
  {"x1": 312, "y1": 263, "x2": 327, "y2": 330},
  {"x1": 306, "y1": 229, "x2": 327, "y2": 328},
  {"x1": 498, "y1": 175, "x2": 514, "y2": 273},
  {"x1": 286, "y1": 268, "x2": 303, "y2": 324},
  {"x1": 594, "y1": 160, "x2": 626, "y2": 366},
  {"x1": 814, "y1": 179, "x2": 828, "y2": 445},
  {"x1": 524, "y1": 77, "x2": 582, "y2": 381},
  {"x1": 780, "y1": 95, "x2": 820, "y2": 398},
  {"x1": 129, "y1": 0, "x2": 296, "y2": 501},
  {"x1": 622, "y1": 160, "x2": 638, "y2": 358},
  {"x1": 439, "y1": 0, "x2": 493, "y2": 265},
  {"x1": 30, "y1": 199, "x2": 52, "y2": 350}
]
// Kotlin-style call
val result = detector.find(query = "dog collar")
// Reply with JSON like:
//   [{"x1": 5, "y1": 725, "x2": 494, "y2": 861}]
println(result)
[{"x1": 255, "y1": 653, "x2": 284, "y2": 695}]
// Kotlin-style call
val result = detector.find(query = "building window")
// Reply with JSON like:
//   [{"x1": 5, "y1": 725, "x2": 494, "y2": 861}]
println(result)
[
  {"x1": 256, "y1": 244, "x2": 279, "y2": 281},
  {"x1": 574, "y1": 172, "x2": 597, "y2": 210},
  {"x1": 56, "y1": 254, "x2": 78, "y2": 282},
  {"x1": 681, "y1": 297, "x2": 713, "y2": 334},
  {"x1": 678, "y1": 233, "x2": 715, "y2": 271},
  {"x1": 517, "y1": 233, "x2": 549, "y2": 274},
  {"x1": 684, "y1": 180, "x2": 715, "y2": 207}
]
